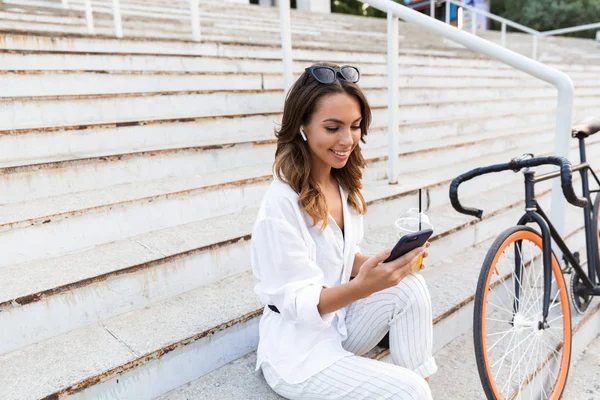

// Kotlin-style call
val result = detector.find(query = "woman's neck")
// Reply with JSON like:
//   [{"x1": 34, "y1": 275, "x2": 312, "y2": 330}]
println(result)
[{"x1": 311, "y1": 158, "x2": 334, "y2": 190}]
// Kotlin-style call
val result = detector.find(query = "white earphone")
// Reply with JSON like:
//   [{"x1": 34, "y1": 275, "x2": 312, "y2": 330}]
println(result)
[{"x1": 299, "y1": 126, "x2": 307, "y2": 141}]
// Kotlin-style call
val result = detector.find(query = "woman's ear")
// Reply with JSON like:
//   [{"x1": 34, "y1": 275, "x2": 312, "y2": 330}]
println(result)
[{"x1": 299, "y1": 126, "x2": 308, "y2": 141}]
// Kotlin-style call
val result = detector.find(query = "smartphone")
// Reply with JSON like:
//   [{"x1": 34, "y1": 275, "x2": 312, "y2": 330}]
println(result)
[{"x1": 382, "y1": 229, "x2": 433, "y2": 264}]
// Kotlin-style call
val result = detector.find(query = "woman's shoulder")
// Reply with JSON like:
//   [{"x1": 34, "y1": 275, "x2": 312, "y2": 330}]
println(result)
[{"x1": 257, "y1": 175, "x2": 301, "y2": 221}]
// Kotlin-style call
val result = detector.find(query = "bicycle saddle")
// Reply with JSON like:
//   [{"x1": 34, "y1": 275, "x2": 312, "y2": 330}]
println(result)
[{"x1": 572, "y1": 116, "x2": 600, "y2": 138}]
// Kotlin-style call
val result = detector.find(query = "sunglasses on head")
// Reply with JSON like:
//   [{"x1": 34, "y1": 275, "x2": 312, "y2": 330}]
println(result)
[{"x1": 304, "y1": 65, "x2": 360, "y2": 84}]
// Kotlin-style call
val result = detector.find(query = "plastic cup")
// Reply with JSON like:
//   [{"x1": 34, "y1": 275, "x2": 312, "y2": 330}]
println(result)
[{"x1": 394, "y1": 209, "x2": 433, "y2": 273}]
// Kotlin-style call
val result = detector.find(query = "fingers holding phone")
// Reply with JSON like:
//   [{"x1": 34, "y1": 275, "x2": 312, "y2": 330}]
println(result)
[
  {"x1": 354, "y1": 246, "x2": 427, "y2": 298},
  {"x1": 382, "y1": 246, "x2": 426, "y2": 280}
]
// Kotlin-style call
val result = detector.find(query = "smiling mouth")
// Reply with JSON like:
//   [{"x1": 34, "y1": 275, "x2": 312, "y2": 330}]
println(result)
[{"x1": 330, "y1": 149, "x2": 350, "y2": 156}]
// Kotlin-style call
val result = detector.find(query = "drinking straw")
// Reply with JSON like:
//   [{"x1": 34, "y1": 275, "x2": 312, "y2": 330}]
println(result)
[{"x1": 418, "y1": 189, "x2": 422, "y2": 231}]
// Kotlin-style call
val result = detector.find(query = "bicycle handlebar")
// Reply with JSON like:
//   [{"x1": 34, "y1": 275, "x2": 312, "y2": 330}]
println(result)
[{"x1": 449, "y1": 156, "x2": 588, "y2": 218}]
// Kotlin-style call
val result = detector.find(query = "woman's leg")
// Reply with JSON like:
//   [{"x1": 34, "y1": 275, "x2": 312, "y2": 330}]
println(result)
[
  {"x1": 342, "y1": 273, "x2": 438, "y2": 380},
  {"x1": 261, "y1": 355, "x2": 432, "y2": 400}
]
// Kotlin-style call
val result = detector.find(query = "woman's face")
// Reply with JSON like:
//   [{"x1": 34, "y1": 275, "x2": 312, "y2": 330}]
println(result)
[{"x1": 303, "y1": 92, "x2": 362, "y2": 172}]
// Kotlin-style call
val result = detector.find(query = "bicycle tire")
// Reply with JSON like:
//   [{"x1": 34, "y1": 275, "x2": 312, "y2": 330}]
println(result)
[{"x1": 474, "y1": 225, "x2": 572, "y2": 400}]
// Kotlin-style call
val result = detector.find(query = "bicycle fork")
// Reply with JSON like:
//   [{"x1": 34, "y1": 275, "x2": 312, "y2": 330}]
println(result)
[
  {"x1": 511, "y1": 170, "x2": 553, "y2": 329},
  {"x1": 509, "y1": 220, "x2": 553, "y2": 330}
]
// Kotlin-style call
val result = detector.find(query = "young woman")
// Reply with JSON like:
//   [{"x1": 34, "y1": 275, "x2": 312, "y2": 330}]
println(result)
[{"x1": 250, "y1": 62, "x2": 437, "y2": 399}]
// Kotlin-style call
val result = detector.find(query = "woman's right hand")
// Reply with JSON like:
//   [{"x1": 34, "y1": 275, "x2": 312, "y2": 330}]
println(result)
[{"x1": 352, "y1": 246, "x2": 427, "y2": 299}]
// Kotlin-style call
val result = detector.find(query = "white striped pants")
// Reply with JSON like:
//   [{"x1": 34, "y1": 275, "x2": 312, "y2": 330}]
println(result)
[{"x1": 262, "y1": 273, "x2": 437, "y2": 399}]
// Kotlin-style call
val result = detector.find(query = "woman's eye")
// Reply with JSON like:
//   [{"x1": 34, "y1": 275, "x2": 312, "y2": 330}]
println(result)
[{"x1": 325, "y1": 126, "x2": 360, "y2": 132}]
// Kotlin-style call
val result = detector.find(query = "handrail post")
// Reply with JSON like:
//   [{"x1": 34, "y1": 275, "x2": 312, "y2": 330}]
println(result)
[
  {"x1": 532, "y1": 34, "x2": 538, "y2": 60},
  {"x1": 470, "y1": 9, "x2": 476, "y2": 35},
  {"x1": 387, "y1": 13, "x2": 399, "y2": 185},
  {"x1": 112, "y1": 0, "x2": 123, "y2": 38},
  {"x1": 280, "y1": 0, "x2": 293, "y2": 95},
  {"x1": 85, "y1": 0, "x2": 94, "y2": 34},
  {"x1": 551, "y1": 83, "x2": 574, "y2": 247},
  {"x1": 189, "y1": 0, "x2": 201, "y2": 42},
  {"x1": 430, "y1": 0, "x2": 435, "y2": 18},
  {"x1": 500, "y1": 22, "x2": 506, "y2": 46}
]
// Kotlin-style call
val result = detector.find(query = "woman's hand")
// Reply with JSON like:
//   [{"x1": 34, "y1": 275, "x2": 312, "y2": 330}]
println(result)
[{"x1": 352, "y1": 242, "x2": 430, "y2": 299}]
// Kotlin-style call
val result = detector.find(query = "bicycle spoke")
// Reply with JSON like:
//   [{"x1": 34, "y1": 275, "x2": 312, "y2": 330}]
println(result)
[
  {"x1": 494, "y1": 329, "x2": 519, "y2": 381},
  {"x1": 520, "y1": 274, "x2": 549, "y2": 321},
  {"x1": 488, "y1": 283, "x2": 514, "y2": 313},
  {"x1": 547, "y1": 314, "x2": 564, "y2": 325},
  {"x1": 486, "y1": 317, "x2": 514, "y2": 324},
  {"x1": 548, "y1": 300, "x2": 562, "y2": 311},
  {"x1": 505, "y1": 330, "x2": 540, "y2": 397},
  {"x1": 503, "y1": 331, "x2": 521, "y2": 399},
  {"x1": 487, "y1": 327, "x2": 524, "y2": 337},
  {"x1": 515, "y1": 335, "x2": 540, "y2": 398},
  {"x1": 530, "y1": 252, "x2": 546, "y2": 317},
  {"x1": 544, "y1": 328, "x2": 563, "y2": 344},
  {"x1": 521, "y1": 241, "x2": 540, "y2": 313},
  {"x1": 487, "y1": 300, "x2": 515, "y2": 315},
  {"x1": 490, "y1": 330, "x2": 537, "y2": 369},
  {"x1": 534, "y1": 331, "x2": 543, "y2": 399},
  {"x1": 541, "y1": 340, "x2": 562, "y2": 358},
  {"x1": 488, "y1": 326, "x2": 517, "y2": 351}
]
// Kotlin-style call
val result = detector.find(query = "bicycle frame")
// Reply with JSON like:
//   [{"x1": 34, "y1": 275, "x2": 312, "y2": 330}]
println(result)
[{"x1": 515, "y1": 137, "x2": 600, "y2": 322}]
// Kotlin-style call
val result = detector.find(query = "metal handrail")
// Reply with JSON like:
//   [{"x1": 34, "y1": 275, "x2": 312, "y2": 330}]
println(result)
[
  {"x1": 446, "y1": 0, "x2": 539, "y2": 35},
  {"x1": 318, "y1": 0, "x2": 573, "y2": 235},
  {"x1": 542, "y1": 22, "x2": 600, "y2": 37},
  {"x1": 443, "y1": 0, "x2": 540, "y2": 59}
]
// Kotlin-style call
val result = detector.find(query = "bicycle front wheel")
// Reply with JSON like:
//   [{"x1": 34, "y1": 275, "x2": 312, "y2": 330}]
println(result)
[{"x1": 474, "y1": 226, "x2": 572, "y2": 400}]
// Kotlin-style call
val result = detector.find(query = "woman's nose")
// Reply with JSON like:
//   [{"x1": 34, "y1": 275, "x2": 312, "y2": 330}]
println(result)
[{"x1": 339, "y1": 128, "x2": 354, "y2": 146}]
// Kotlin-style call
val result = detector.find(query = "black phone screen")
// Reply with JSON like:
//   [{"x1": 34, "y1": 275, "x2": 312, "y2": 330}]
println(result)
[{"x1": 382, "y1": 229, "x2": 433, "y2": 264}]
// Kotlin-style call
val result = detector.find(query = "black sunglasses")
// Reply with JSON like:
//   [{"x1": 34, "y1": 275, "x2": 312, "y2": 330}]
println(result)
[{"x1": 304, "y1": 65, "x2": 360, "y2": 84}]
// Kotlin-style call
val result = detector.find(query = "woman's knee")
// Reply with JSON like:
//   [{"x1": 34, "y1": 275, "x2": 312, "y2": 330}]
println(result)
[
  {"x1": 386, "y1": 370, "x2": 432, "y2": 400},
  {"x1": 391, "y1": 273, "x2": 431, "y2": 309}
]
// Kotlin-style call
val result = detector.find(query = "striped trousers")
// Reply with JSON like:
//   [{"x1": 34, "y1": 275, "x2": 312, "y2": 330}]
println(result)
[{"x1": 262, "y1": 273, "x2": 437, "y2": 399}]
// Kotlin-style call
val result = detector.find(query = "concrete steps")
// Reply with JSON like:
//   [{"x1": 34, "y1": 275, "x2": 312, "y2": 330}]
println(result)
[
  {"x1": 3, "y1": 125, "x2": 598, "y2": 268},
  {"x1": 0, "y1": 0, "x2": 459, "y2": 51},
  {"x1": 5, "y1": 70, "x2": 599, "y2": 98},
  {"x1": 562, "y1": 333, "x2": 600, "y2": 398},
  {"x1": 5, "y1": 69, "x2": 600, "y2": 97},
  {"x1": 0, "y1": 108, "x2": 571, "y2": 167},
  {"x1": 2, "y1": 158, "x2": 595, "y2": 399},
  {"x1": 0, "y1": 124, "x2": 550, "y2": 203},
  {"x1": 3, "y1": 88, "x2": 599, "y2": 131},
  {"x1": 1, "y1": 134, "x2": 598, "y2": 398}
]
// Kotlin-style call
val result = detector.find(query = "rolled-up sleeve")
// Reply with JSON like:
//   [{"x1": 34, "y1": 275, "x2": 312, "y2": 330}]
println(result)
[{"x1": 251, "y1": 216, "x2": 335, "y2": 331}]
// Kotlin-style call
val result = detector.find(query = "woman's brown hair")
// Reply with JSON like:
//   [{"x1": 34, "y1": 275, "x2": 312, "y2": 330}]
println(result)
[{"x1": 273, "y1": 61, "x2": 371, "y2": 232}]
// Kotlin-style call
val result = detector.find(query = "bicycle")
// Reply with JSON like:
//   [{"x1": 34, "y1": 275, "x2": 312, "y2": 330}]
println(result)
[{"x1": 448, "y1": 117, "x2": 600, "y2": 400}]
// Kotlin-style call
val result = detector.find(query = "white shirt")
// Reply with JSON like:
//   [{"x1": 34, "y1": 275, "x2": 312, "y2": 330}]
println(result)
[{"x1": 250, "y1": 175, "x2": 364, "y2": 384}]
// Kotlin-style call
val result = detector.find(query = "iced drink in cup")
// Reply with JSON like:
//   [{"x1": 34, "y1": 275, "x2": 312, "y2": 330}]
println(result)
[{"x1": 394, "y1": 208, "x2": 433, "y2": 273}]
